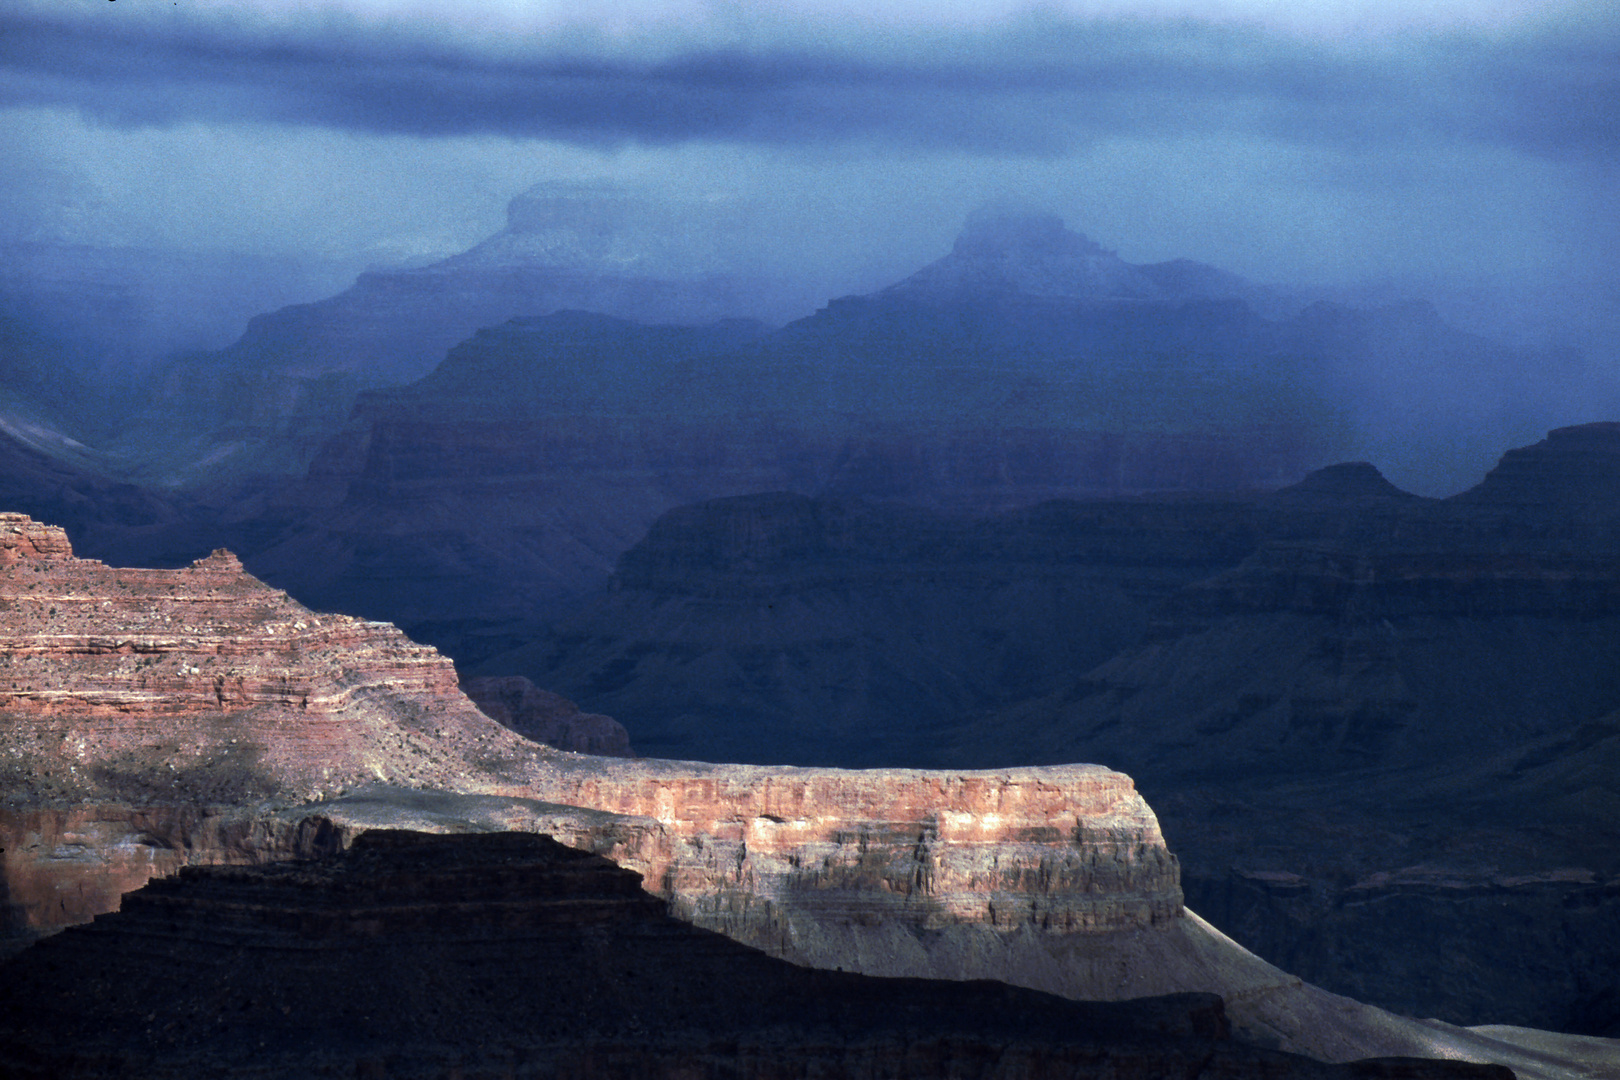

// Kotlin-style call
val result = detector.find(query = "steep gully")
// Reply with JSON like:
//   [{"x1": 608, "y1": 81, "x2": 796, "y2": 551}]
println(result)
[{"x1": 1, "y1": 512, "x2": 1609, "y2": 1076}]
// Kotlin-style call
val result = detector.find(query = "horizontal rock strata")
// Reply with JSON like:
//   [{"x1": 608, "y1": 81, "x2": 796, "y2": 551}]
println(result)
[
  {"x1": 4, "y1": 509, "x2": 1599, "y2": 1073},
  {"x1": 0, "y1": 513, "x2": 546, "y2": 808},
  {"x1": 0, "y1": 828, "x2": 1510, "y2": 1080},
  {"x1": 0, "y1": 513, "x2": 1183, "y2": 962},
  {"x1": 534, "y1": 758, "x2": 1182, "y2": 939}
]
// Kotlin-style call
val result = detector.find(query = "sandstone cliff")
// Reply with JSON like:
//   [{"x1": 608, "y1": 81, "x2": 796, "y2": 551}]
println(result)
[
  {"x1": 0, "y1": 512, "x2": 547, "y2": 809},
  {"x1": 465, "y1": 429, "x2": 1620, "y2": 1033},
  {"x1": 1, "y1": 509, "x2": 1610, "y2": 1077},
  {"x1": 0, "y1": 511, "x2": 1185, "y2": 967},
  {"x1": 0, "y1": 828, "x2": 1513, "y2": 1080}
]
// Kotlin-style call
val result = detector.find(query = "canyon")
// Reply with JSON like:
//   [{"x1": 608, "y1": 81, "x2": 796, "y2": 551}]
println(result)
[
  {"x1": 1, "y1": 509, "x2": 1607, "y2": 1077},
  {"x1": 124, "y1": 212, "x2": 1555, "y2": 692},
  {"x1": 460, "y1": 426, "x2": 1620, "y2": 1035},
  {"x1": 0, "y1": 194, "x2": 1616, "y2": 1073},
  {"x1": 0, "y1": 829, "x2": 1513, "y2": 1080},
  {"x1": 122, "y1": 183, "x2": 818, "y2": 489}
]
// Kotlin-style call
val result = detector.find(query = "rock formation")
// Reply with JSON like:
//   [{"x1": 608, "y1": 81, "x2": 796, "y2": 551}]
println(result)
[
  {"x1": 148, "y1": 208, "x2": 1385, "y2": 646},
  {"x1": 0, "y1": 829, "x2": 1513, "y2": 1080},
  {"x1": 884, "y1": 207, "x2": 1266, "y2": 307},
  {"x1": 462, "y1": 428, "x2": 1620, "y2": 1033},
  {"x1": 975, "y1": 427, "x2": 1620, "y2": 1032},
  {"x1": 491, "y1": 490, "x2": 1257, "y2": 764},
  {"x1": 2, "y1": 508, "x2": 1612, "y2": 1077},
  {"x1": 0, "y1": 510, "x2": 1185, "y2": 968},
  {"x1": 0, "y1": 512, "x2": 544, "y2": 808},
  {"x1": 463, "y1": 675, "x2": 633, "y2": 757}
]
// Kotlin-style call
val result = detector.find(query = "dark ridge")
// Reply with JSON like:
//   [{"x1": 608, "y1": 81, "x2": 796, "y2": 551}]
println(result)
[
  {"x1": 0, "y1": 829, "x2": 1511, "y2": 1080},
  {"x1": 1269, "y1": 461, "x2": 1420, "y2": 502}
]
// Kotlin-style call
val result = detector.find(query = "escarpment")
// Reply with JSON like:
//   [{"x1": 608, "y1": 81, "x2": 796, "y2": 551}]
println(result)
[
  {"x1": 0, "y1": 512, "x2": 545, "y2": 808},
  {"x1": 0, "y1": 511, "x2": 1182, "y2": 964},
  {"x1": 536, "y1": 758, "x2": 1184, "y2": 944},
  {"x1": 0, "y1": 829, "x2": 1517, "y2": 1080},
  {"x1": 3, "y1": 508, "x2": 1613, "y2": 1075}
]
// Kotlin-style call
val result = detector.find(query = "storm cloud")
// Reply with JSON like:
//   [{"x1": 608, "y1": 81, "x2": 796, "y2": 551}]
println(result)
[
  {"x1": 1, "y1": 6, "x2": 1615, "y2": 162},
  {"x1": 0, "y1": 0, "x2": 1614, "y2": 410}
]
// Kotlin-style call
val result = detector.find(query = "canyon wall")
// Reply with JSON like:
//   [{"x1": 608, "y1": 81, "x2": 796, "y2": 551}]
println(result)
[
  {"x1": 0, "y1": 511, "x2": 1182, "y2": 962},
  {"x1": 4, "y1": 506, "x2": 1615, "y2": 1074},
  {"x1": 0, "y1": 828, "x2": 1515, "y2": 1080},
  {"x1": 465, "y1": 427, "x2": 1620, "y2": 1034},
  {"x1": 0, "y1": 512, "x2": 547, "y2": 808}
]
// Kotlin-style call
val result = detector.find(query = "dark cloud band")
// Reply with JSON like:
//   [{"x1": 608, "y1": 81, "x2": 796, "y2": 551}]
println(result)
[{"x1": 0, "y1": 9, "x2": 1613, "y2": 161}]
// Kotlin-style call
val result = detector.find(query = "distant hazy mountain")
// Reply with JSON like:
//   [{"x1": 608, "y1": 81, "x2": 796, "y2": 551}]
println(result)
[
  {"x1": 883, "y1": 207, "x2": 1297, "y2": 315},
  {"x1": 0, "y1": 241, "x2": 347, "y2": 385},
  {"x1": 201, "y1": 208, "x2": 1577, "y2": 643},
  {"x1": 130, "y1": 183, "x2": 823, "y2": 487}
]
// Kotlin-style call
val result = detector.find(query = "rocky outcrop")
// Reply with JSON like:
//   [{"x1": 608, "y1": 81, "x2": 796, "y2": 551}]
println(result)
[
  {"x1": 0, "y1": 513, "x2": 547, "y2": 808},
  {"x1": 0, "y1": 828, "x2": 1516, "y2": 1080},
  {"x1": 463, "y1": 675, "x2": 633, "y2": 757},
  {"x1": 537, "y1": 758, "x2": 1183, "y2": 941},
  {"x1": 974, "y1": 428, "x2": 1620, "y2": 1032},
  {"x1": 490, "y1": 491, "x2": 1258, "y2": 763},
  {"x1": 0, "y1": 511, "x2": 1187, "y2": 964},
  {"x1": 468, "y1": 430, "x2": 1620, "y2": 1033},
  {"x1": 0, "y1": 803, "x2": 347, "y2": 958},
  {"x1": 3, "y1": 508, "x2": 1614, "y2": 1072}
]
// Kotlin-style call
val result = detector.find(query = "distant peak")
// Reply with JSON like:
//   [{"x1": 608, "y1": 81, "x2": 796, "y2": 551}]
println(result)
[
  {"x1": 887, "y1": 207, "x2": 1157, "y2": 302},
  {"x1": 1273, "y1": 462, "x2": 1417, "y2": 502},
  {"x1": 444, "y1": 179, "x2": 742, "y2": 279},
  {"x1": 1454, "y1": 423, "x2": 1620, "y2": 514},
  {"x1": 953, "y1": 207, "x2": 1104, "y2": 258}
]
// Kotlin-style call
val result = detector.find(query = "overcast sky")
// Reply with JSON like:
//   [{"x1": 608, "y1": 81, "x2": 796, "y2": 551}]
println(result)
[{"x1": 1, "y1": 0, "x2": 1615, "y2": 302}]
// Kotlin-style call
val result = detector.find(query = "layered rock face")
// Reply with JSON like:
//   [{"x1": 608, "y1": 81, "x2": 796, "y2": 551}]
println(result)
[
  {"x1": 4, "y1": 509, "x2": 1614, "y2": 1074},
  {"x1": 0, "y1": 511, "x2": 558, "y2": 950},
  {"x1": 980, "y1": 426, "x2": 1620, "y2": 1032},
  {"x1": 462, "y1": 427, "x2": 1620, "y2": 1033},
  {"x1": 0, "y1": 513, "x2": 543, "y2": 808},
  {"x1": 0, "y1": 829, "x2": 1513, "y2": 1080},
  {"x1": 535, "y1": 758, "x2": 1183, "y2": 943},
  {"x1": 463, "y1": 675, "x2": 633, "y2": 757},
  {"x1": 492, "y1": 490, "x2": 1258, "y2": 764},
  {"x1": 0, "y1": 511, "x2": 1186, "y2": 976}
]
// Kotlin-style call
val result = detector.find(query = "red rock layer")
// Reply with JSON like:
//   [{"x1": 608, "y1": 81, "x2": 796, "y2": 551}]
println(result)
[
  {"x1": 537, "y1": 760, "x2": 1182, "y2": 937},
  {"x1": 0, "y1": 512, "x2": 1182, "y2": 957},
  {"x1": 0, "y1": 512, "x2": 72, "y2": 562},
  {"x1": 0, "y1": 514, "x2": 545, "y2": 807},
  {"x1": 0, "y1": 829, "x2": 1511, "y2": 1080}
]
